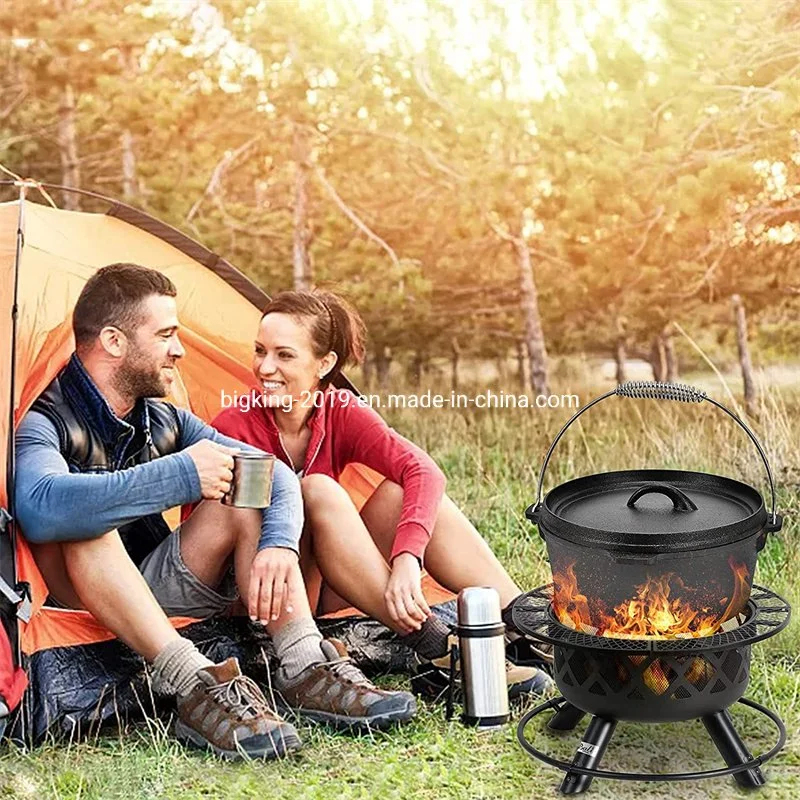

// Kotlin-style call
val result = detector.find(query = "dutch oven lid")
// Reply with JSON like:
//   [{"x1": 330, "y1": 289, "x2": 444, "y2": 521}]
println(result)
[{"x1": 537, "y1": 469, "x2": 768, "y2": 553}]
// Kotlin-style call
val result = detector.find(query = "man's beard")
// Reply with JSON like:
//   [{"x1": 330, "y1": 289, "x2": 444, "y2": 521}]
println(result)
[{"x1": 115, "y1": 352, "x2": 173, "y2": 400}]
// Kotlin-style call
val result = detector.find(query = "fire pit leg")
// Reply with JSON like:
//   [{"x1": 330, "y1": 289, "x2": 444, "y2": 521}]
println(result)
[
  {"x1": 702, "y1": 709, "x2": 766, "y2": 789},
  {"x1": 547, "y1": 702, "x2": 586, "y2": 732},
  {"x1": 559, "y1": 715, "x2": 617, "y2": 795}
]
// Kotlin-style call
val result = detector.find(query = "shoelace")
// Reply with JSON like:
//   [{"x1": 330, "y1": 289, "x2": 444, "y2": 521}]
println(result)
[
  {"x1": 323, "y1": 655, "x2": 376, "y2": 689},
  {"x1": 207, "y1": 674, "x2": 282, "y2": 722}
]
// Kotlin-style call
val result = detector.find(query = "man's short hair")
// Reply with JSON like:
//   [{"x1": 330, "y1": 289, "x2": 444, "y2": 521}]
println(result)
[{"x1": 73, "y1": 263, "x2": 177, "y2": 349}]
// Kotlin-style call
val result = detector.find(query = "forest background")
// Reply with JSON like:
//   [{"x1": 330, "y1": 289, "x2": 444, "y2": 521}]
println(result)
[{"x1": 1, "y1": 0, "x2": 799, "y2": 409}]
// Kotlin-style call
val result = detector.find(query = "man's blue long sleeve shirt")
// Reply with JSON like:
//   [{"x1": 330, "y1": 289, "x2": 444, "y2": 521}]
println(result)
[{"x1": 14, "y1": 407, "x2": 303, "y2": 552}]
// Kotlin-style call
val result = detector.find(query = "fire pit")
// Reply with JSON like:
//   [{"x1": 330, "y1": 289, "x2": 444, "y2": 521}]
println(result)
[{"x1": 514, "y1": 382, "x2": 791, "y2": 794}]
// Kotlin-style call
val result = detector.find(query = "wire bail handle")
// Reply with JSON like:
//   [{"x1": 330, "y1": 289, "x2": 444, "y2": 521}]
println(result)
[{"x1": 531, "y1": 381, "x2": 779, "y2": 530}]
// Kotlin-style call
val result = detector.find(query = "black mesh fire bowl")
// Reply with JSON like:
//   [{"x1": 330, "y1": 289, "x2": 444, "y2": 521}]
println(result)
[{"x1": 512, "y1": 583, "x2": 790, "y2": 723}]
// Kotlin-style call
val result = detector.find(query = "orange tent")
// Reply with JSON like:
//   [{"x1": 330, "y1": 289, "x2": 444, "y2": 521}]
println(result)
[{"x1": 0, "y1": 185, "x2": 451, "y2": 691}]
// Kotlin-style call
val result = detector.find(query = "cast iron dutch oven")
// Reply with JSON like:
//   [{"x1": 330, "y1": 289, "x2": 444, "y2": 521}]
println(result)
[{"x1": 525, "y1": 382, "x2": 783, "y2": 628}]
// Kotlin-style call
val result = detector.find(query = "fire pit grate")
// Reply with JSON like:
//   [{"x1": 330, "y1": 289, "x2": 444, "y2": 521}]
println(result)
[{"x1": 512, "y1": 583, "x2": 790, "y2": 653}]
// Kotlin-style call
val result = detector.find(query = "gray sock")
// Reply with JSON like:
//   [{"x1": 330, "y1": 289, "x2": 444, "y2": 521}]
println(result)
[
  {"x1": 271, "y1": 618, "x2": 327, "y2": 682},
  {"x1": 402, "y1": 615, "x2": 451, "y2": 660},
  {"x1": 151, "y1": 637, "x2": 214, "y2": 697}
]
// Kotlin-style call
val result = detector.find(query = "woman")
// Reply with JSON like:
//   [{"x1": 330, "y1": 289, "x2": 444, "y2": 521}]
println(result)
[{"x1": 212, "y1": 290, "x2": 551, "y2": 699}]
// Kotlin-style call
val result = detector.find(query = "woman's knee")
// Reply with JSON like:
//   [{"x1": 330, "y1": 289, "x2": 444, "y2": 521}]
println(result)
[
  {"x1": 300, "y1": 473, "x2": 349, "y2": 510},
  {"x1": 371, "y1": 478, "x2": 403, "y2": 507}
]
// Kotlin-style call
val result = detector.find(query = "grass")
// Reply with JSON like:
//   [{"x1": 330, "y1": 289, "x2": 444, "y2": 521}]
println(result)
[{"x1": 1, "y1": 376, "x2": 799, "y2": 799}]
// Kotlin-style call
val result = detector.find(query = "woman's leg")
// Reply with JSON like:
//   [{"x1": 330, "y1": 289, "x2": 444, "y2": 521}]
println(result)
[
  {"x1": 298, "y1": 516, "x2": 324, "y2": 617},
  {"x1": 299, "y1": 474, "x2": 409, "y2": 633},
  {"x1": 359, "y1": 480, "x2": 553, "y2": 693},
  {"x1": 359, "y1": 479, "x2": 522, "y2": 608}
]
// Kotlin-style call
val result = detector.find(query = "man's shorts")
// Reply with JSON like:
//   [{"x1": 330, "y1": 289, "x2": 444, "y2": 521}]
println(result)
[{"x1": 138, "y1": 529, "x2": 238, "y2": 619}]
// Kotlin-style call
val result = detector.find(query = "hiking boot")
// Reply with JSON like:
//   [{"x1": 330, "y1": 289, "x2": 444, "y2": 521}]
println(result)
[
  {"x1": 274, "y1": 639, "x2": 417, "y2": 732},
  {"x1": 505, "y1": 635, "x2": 554, "y2": 671},
  {"x1": 411, "y1": 635, "x2": 554, "y2": 702},
  {"x1": 175, "y1": 657, "x2": 302, "y2": 760}
]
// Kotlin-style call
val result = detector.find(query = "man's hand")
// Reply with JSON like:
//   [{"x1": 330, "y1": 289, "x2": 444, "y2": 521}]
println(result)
[
  {"x1": 185, "y1": 439, "x2": 238, "y2": 500},
  {"x1": 249, "y1": 547, "x2": 302, "y2": 623},
  {"x1": 385, "y1": 552, "x2": 431, "y2": 634}
]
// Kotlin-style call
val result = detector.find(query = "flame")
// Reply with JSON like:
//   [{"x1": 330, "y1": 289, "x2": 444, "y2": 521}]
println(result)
[
  {"x1": 553, "y1": 556, "x2": 750, "y2": 639},
  {"x1": 552, "y1": 563, "x2": 597, "y2": 633}
]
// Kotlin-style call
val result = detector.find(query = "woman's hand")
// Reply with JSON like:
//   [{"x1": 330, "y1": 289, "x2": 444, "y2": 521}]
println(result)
[
  {"x1": 385, "y1": 552, "x2": 432, "y2": 633},
  {"x1": 248, "y1": 547, "x2": 302, "y2": 624}
]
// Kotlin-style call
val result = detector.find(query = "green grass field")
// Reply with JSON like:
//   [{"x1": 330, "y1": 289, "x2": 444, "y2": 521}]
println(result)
[{"x1": 2, "y1": 379, "x2": 798, "y2": 799}]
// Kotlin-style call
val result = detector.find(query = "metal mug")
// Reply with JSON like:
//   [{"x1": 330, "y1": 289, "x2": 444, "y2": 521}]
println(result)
[{"x1": 222, "y1": 452, "x2": 275, "y2": 508}]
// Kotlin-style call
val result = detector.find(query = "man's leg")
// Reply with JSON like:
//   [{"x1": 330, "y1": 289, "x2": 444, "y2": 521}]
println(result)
[
  {"x1": 177, "y1": 497, "x2": 416, "y2": 731},
  {"x1": 35, "y1": 533, "x2": 186, "y2": 661},
  {"x1": 32, "y1": 530, "x2": 300, "y2": 759},
  {"x1": 177, "y1": 500, "x2": 349, "y2": 682},
  {"x1": 176, "y1": 500, "x2": 316, "y2": 623}
]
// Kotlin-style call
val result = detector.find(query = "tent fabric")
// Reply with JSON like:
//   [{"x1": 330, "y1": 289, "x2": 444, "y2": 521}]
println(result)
[
  {"x1": 105, "y1": 203, "x2": 269, "y2": 310},
  {"x1": 0, "y1": 196, "x2": 452, "y2": 662}
]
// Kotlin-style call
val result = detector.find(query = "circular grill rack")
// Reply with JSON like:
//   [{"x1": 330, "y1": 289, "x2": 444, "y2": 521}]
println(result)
[{"x1": 511, "y1": 583, "x2": 790, "y2": 653}]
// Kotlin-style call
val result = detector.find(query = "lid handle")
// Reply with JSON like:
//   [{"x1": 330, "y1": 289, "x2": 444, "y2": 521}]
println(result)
[
  {"x1": 626, "y1": 482, "x2": 698, "y2": 512},
  {"x1": 534, "y1": 381, "x2": 778, "y2": 529}
]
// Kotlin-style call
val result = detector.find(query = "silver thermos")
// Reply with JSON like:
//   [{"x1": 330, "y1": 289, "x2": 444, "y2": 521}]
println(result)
[{"x1": 452, "y1": 587, "x2": 509, "y2": 729}]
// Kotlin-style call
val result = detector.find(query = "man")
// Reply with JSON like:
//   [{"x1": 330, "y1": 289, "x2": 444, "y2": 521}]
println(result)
[{"x1": 15, "y1": 264, "x2": 415, "y2": 760}]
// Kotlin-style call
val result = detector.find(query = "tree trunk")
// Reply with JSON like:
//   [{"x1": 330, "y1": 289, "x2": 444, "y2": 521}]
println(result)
[
  {"x1": 119, "y1": 46, "x2": 138, "y2": 200},
  {"x1": 408, "y1": 350, "x2": 425, "y2": 389},
  {"x1": 515, "y1": 230, "x2": 548, "y2": 395},
  {"x1": 292, "y1": 128, "x2": 312, "y2": 290},
  {"x1": 451, "y1": 338, "x2": 460, "y2": 392},
  {"x1": 615, "y1": 317, "x2": 627, "y2": 385},
  {"x1": 495, "y1": 352, "x2": 509, "y2": 386},
  {"x1": 663, "y1": 324, "x2": 679, "y2": 383},
  {"x1": 361, "y1": 348, "x2": 374, "y2": 389},
  {"x1": 57, "y1": 83, "x2": 80, "y2": 210},
  {"x1": 53, "y1": 0, "x2": 79, "y2": 209},
  {"x1": 732, "y1": 294, "x2": 757, "y2": 416},
  {"x1": 614, "y1": 340, "x2": 627, "y2": 385},
  {"x1": 516, "y1": 339, "x2": 530, "y2": 391},
  {"x1": 649, "y1": 334, "x2": 667, "y2": 382},
  {"x1": 375, "y1": 346, "x2": 391, "y2": 391},
  {"x1": 121, "y1": 130, "x2": 137, "y2": 200}
]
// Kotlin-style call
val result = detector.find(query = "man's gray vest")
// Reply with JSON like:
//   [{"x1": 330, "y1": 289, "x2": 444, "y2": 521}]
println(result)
[{"x1": 31, "y1": 359, "x2": 182, "y2": 566}]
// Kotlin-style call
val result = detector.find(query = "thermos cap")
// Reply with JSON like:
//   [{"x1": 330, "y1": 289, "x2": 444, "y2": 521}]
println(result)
[{"x1": 457, "y1": 587, "x2": 503, "y2": 627}]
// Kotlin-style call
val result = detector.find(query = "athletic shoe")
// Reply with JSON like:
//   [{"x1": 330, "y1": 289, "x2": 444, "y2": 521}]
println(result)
[
  {"x1": 274, "y1": 639, "x2": 417, "y2": 732},
  {"x1": 175, "y1": 657, "x2": 302, "y2": 760}
]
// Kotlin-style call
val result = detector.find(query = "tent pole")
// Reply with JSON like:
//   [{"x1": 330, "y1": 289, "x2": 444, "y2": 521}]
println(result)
[{"x1": 3, "y1": 183, "x2": 26, "y2": 664}]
